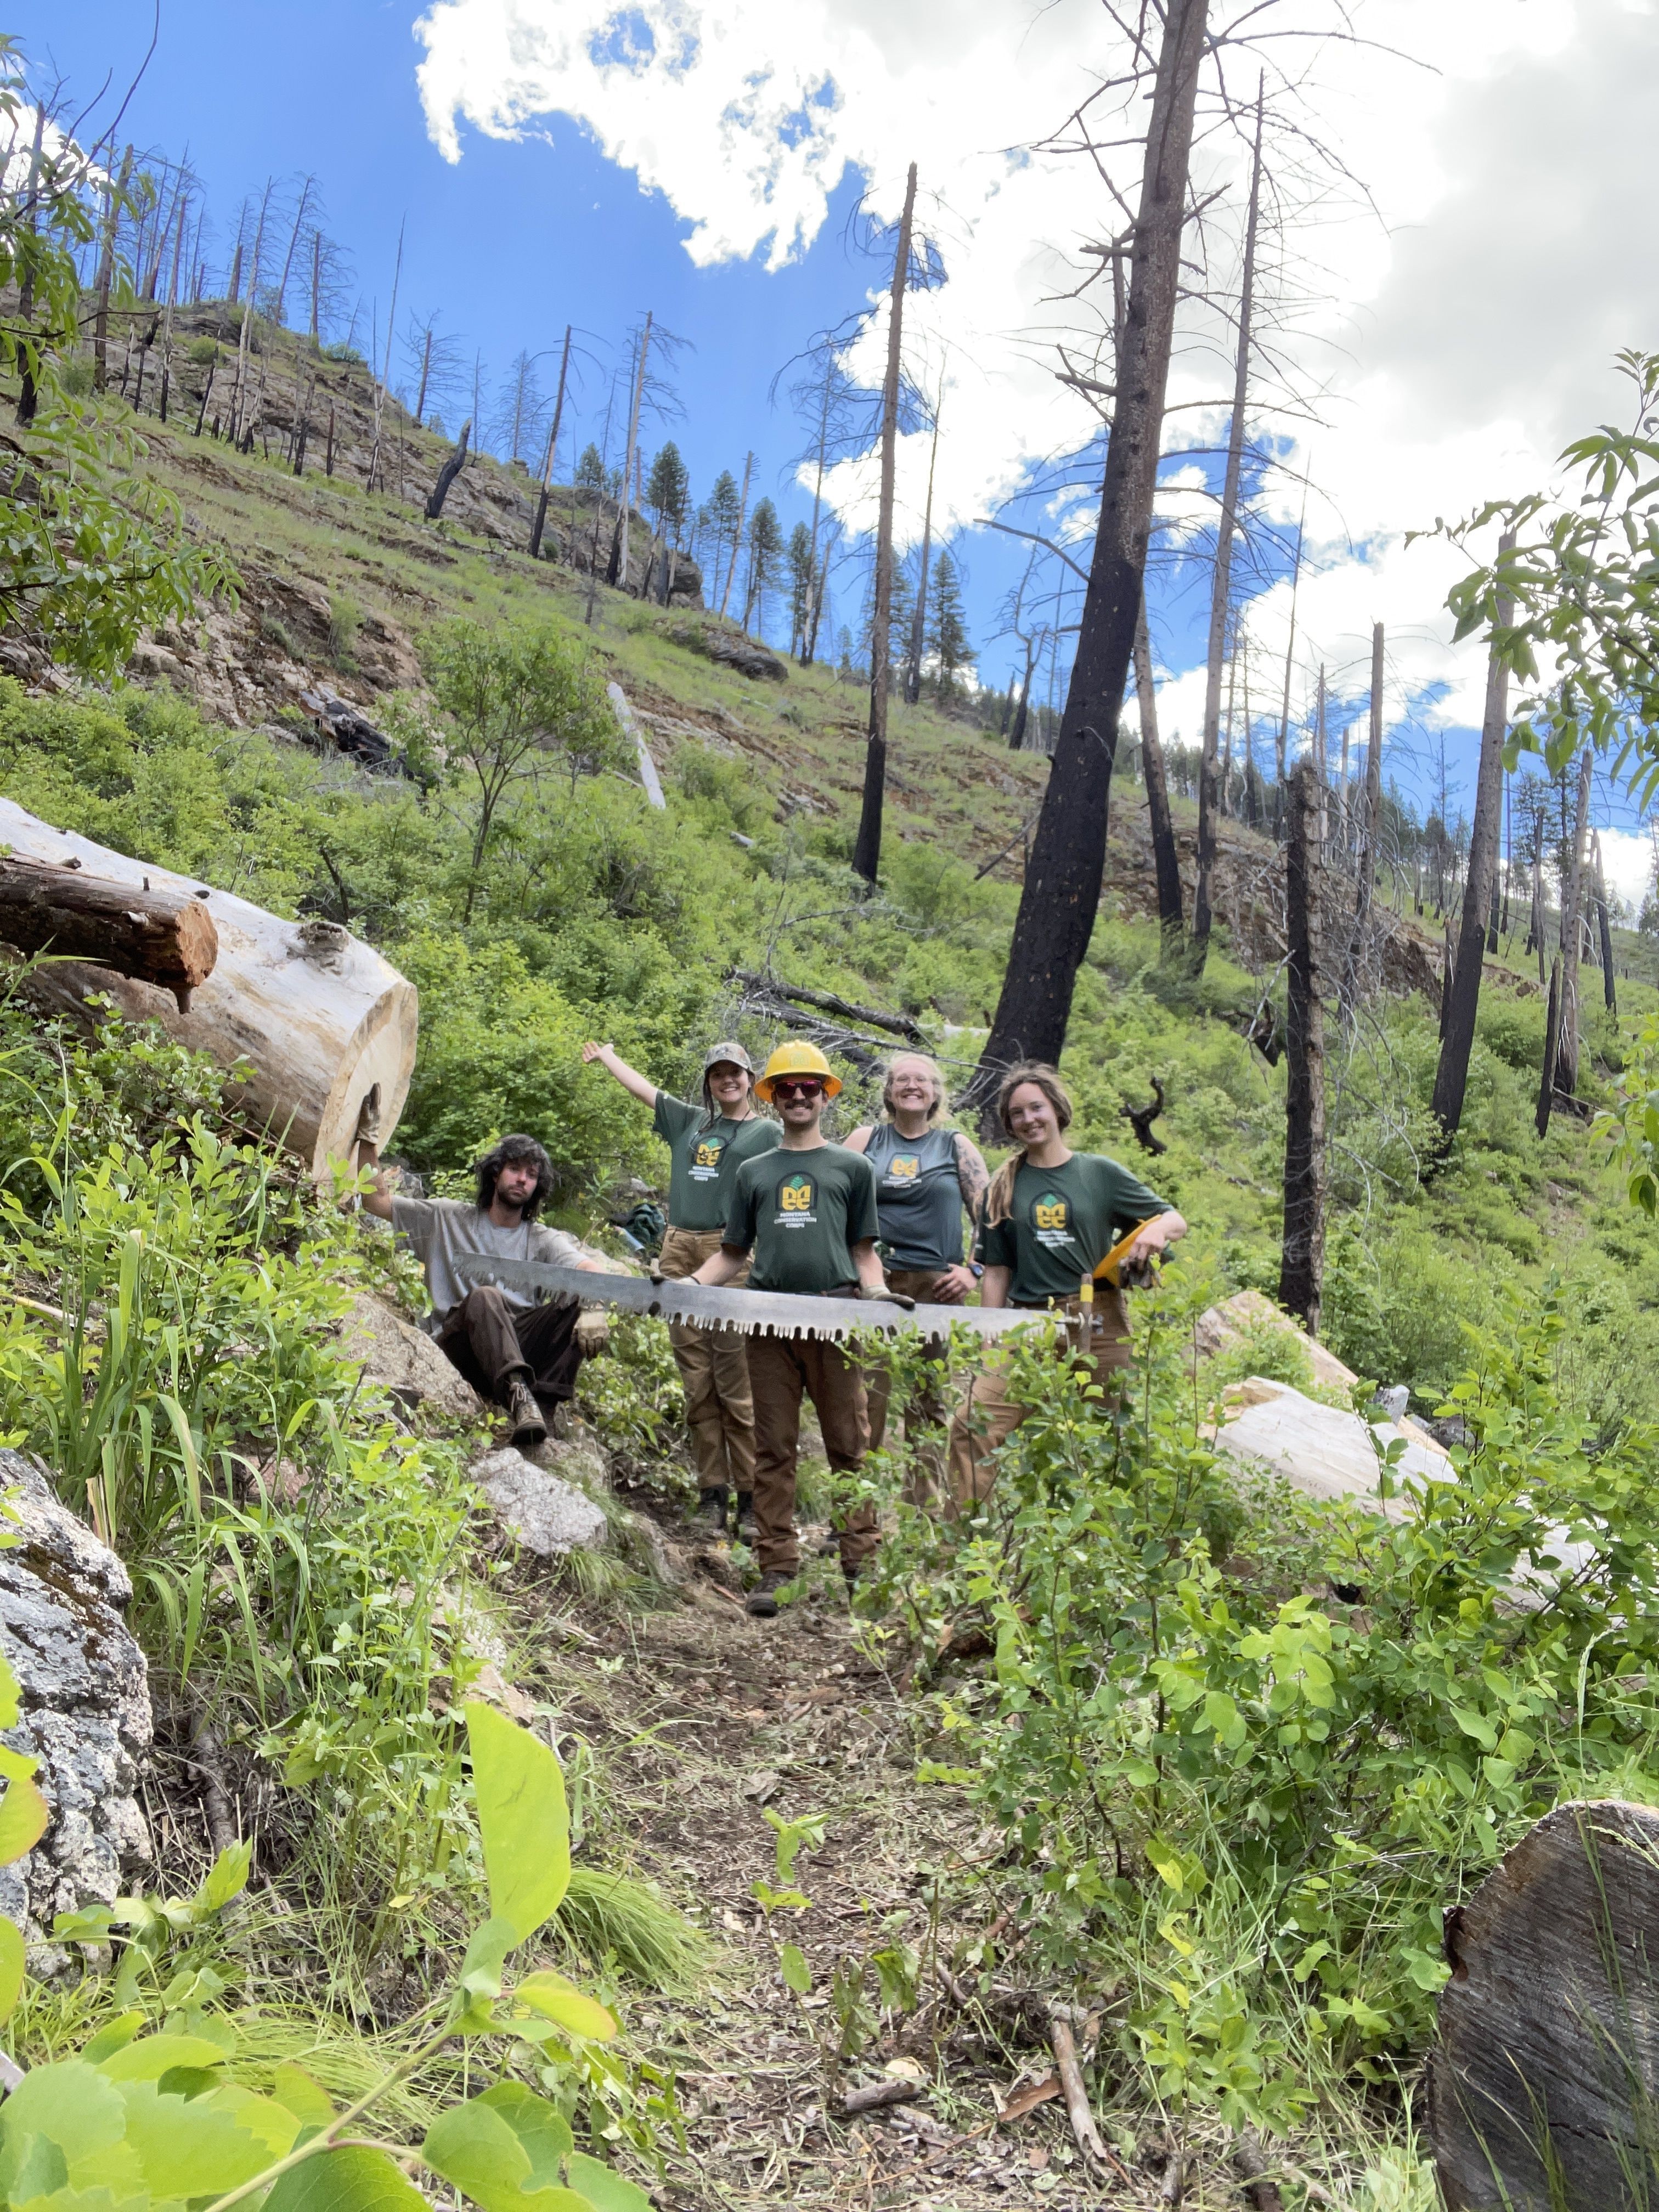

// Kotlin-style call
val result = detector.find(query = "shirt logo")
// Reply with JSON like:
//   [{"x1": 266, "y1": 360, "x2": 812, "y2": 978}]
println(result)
[
  {"x1": 691, "y1": 1136, "x2": 726, "y2": 1177},
  {"x1": 779, "y1": 1176, "x2": 815, "y2": 1214},
  {"x1": 887, "y1": 1154, "x2": 920, "y2": 1181},
  {"x1": 1034, "y1": 1195, "x2": 1068, "y2": 1232}
]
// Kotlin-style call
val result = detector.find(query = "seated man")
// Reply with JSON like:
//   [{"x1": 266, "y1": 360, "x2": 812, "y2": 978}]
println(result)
[{"x1": 362, "y1": 1133, "x2": 608, "y2": 1448}]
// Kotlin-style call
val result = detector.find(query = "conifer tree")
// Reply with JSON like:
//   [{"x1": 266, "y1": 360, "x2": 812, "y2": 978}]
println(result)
[
  {"x1": 786, "y1": 522, "x2": 815, "y2": 659},
  {"x1": 574, "y1": 443, "x2": 606, "y2": 493},
  {"x1": 743, "y1": 497, "x2": 783, "y2": 637},
  {"x1": 703, "y1": 470, "x2": 742, "y2": 618},
  {"x1": 926, "y1": 550, "x2": 970, "y2": 696}
]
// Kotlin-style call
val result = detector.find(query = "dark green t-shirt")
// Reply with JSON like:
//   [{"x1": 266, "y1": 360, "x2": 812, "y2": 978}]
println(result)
[
  {"x1": 979, "y1": 1152, "x2": 1171, "y2": 1304},
  {"x1": 652, "y1": 1093, "x2": 780, "y2": 1233},
  {"x1": 724, "y1": 1143, "x2": 881, "y2": 1295}
]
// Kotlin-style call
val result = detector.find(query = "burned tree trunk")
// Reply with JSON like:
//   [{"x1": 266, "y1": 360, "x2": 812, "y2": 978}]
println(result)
[
  {"x1": 424, "y1": 419, "x2": 471, "y2": 522},
  {"x1": 1536, "y1": 954, "x2": 1562, "y2": 1141},
  {"x1": 529, "y1": 325, "x2": 572, "y2": 561},
  {"x1": 969, "y1": 0, "x2": 1209, "y2": 1092},
  {"x1": 1136, "y1": 592, "x2": 1184, "y2": 955},
  {"x1": 1278, "y1": 754, "x2": 1325, "y2": 1334},
  {"x1": 853, "y1": 161, "x2": 918, "y2": 887},
  {"x1": 1594, "y1": 832, "x2": 1617, "y2": 1017},
  {"x1": 1431, "y1": 537, "x2": 1514, "y2": 1140},
  {"x1": 1342, "y1": 622, "x2": 1386, "y2": 1017},
  {"x1": 0, "y1": 858, "x2": 218, "y2": 1013},
  {"x1": 1554, "y1": 747, "x2": 1593, "y2": 1098}
]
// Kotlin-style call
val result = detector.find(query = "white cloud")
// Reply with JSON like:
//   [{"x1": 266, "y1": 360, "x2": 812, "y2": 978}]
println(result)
[{"x1": 413, "y1": 0, "x2": 1659, "y2": 814}]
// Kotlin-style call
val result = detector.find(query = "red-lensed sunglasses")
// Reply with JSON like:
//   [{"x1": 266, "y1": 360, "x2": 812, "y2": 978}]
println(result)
[{"x1": 771, "y1": 1078, "x2": 823, "y2": 1099}]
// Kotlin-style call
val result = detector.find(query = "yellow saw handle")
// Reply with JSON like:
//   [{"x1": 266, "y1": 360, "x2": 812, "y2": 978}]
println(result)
[{"x1": 1092, "y1": 1220, "x2": 1157, "y2": 1290}]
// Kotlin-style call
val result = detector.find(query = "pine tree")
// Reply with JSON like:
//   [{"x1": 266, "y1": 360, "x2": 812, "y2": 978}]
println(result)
[
  {"x1": 574, "y1": 442, "x2": 607, "y2": 493},
  {"x1": 743, "y1": 497, "x2": 783, "y2": 638},
  {"x1": 646, "y1": 441, "x2": 690, "y2": 543},
  {"x1": 786, "y1": 522, "x2": 814, "y2": 659},
  {"x1": 926, "y1": 550, "x2": 970, "y2": 696},
  {"x1": 860, "y1": 560, "x2": 913, "y2": 689},
  {"x1": 702, "y1": 470, "x2": 742, "y2": 619}
]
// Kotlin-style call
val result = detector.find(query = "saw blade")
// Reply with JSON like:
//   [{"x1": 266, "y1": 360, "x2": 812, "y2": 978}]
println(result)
[{"x1": 452, "y1": 1256, "x2": 1043, "y2": 1344}]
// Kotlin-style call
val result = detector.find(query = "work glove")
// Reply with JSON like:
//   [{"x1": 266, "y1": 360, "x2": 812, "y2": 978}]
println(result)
[
  {"x1": 353, "y1": 1084, "x2": 384, "y2": 1146},
  {"x1": 575, "y1": 1307, "x2": 611, "y2": 1356},
  {"x1": 860, "y1": 1284, "x2": 916, "y2": 1311}
]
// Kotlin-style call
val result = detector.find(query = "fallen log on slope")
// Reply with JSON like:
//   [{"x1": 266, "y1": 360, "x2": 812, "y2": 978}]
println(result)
[
  {"x1": 729, "y1": 970, "x2": 926, "y2": 1043},
  {"x1": 0, "y1": 857, "x2": 218, "y2": 1012},
  {"x1": 0, "y1": 800, "x2": 416, "y2": 1178}
]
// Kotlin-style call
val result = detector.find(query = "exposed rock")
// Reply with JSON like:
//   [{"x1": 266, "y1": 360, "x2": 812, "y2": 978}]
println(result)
[
  {"x1": 1212, "y1": 1375, "x2": 1452, "y2": 1517},
  {"x1": 1193, "y1": 1288, "x2": 1359, "y2": 1396},
  {"x1": 297, "y1": 689, "x2": 400, "y2": 772},
  {"x1": 336, "y1": 1293, "x2": 486, "y2": 1425},
  {"x1": 667, "y1": 619, "x2": 787, "y2": 681},
  {"x1": 472, "y1": 1447, "x2": 608, "y2": 1557},
  {"x1": 0, "y1": 1450, "x2": 151, "y2": 1954}
]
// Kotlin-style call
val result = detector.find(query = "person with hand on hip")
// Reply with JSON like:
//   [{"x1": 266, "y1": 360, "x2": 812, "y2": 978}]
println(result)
[
  {"x1": 947, "y1": 1062, "x2": 1186, "y2": 1506},
  {"x1": 844, "y1": 1053, "x2": 988, "y2": 1500},
  {"x1": 688, "y1": 1042, "x2": 885, "y2": 1618},
  {"x1": 582, "y1": 1039, "x2": 779, "y2": 1536}
]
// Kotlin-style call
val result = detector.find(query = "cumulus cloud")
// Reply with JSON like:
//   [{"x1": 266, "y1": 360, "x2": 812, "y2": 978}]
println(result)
[{"x1": 413, "y1": 0, "x2": 1659, "y2": 782}]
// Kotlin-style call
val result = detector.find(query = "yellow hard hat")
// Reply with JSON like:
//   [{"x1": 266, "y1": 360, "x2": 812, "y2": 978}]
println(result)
[{"x1": 755, "y1": 1040, "x2": 842, "y2": 1101}]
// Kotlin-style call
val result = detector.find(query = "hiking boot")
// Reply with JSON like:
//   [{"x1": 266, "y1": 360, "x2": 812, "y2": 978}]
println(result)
[
  {"x1": 842, "y1": 1558, "x2": 862, "y2": 1594},
  {"x1": 746, "y1": 1571, "x2": 789, "y2": 1620},
  {"x1": 733, "y1": 1490, "x2": 757, "y2": 1543},
  {"x1": 695, "y1": 1486, "x2": 731, "y2": 1534},
  {"x1": 505, "y1": 1377, "x2": 547, "y2": 1451}
]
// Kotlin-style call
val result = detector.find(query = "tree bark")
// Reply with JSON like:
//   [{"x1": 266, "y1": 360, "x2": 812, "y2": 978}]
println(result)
[
  {"x1": 92, "y1": 146, "x2": 133, "y2": 396},
  {"x1": 1279, "y1": 754, "x2": 1325, "y2": 1334},
  {"x1": 1274, "y1": 481, "x2": 1308, "y2": 840},
  {"x1": 1594, "y1": 832, "x2": 1617, "y2": 1016},
  {"x1": 0, "y1": 859, "x2": 218, "y2": 1012},
  {"x1": 529, "y1": 325, "x2": 572, "y2": 560},
  {"x1": 1554, "y1": 747, "x2": 1593, "y2": 1097},
  {"x1": 14, "y1": 101, "x2": 47, "y2": 426},
  {"x1": 1536, "y1": 953, "x2": 1561, "y2": 1140},
  {"x1": 425, "y1": 419, "x2": 471, "y2": 522},
  {"x1": 969, "y1": 2, "x2": 1207, "y2": 1090},
  {"x1": 1341, "y1": 622, "x2": 1386, "y2": 1018},
  {"x1": 1193, "y1": 86, "x2": 1263, "y2": 962},
  {"x1": 853, "y1": 161, "x2": 919, "y2": 887},
  {"x1": 618, "y1": 314, "x2": 652, "y2": 596},
  {"x1": 1009, "y1": 641, "x2": 1035, "y2": 751},
  {"x1": 1431, "y1": 540, "x2": 1514, "y2": 1138},
  {"x1": 1136, "y1": 593, "x2": 1184, "y2": 953},
  {"x1": 0, "y1": 802, "x2": 416, "y2": 1179},
  {"x1": 904, "y1": 386, "x2": 942, "y2": 702},
  {"x1": 721, "y1": 450, "x2": 753, "y2": 622}
]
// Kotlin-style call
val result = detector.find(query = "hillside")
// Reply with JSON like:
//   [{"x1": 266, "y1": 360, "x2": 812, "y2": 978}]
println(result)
[{"x1": 4, "y1": 331, "x2": 1659, "y2": 2212}]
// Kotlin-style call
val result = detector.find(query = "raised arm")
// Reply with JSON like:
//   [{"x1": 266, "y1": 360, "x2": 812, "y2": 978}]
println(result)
[
  {"x1": 581, "y1": 1040, "x2": 658, "y2": 1108},
  {"x1": 1127, "y1": 1208, "x2": 1187, "y2": 1265}
]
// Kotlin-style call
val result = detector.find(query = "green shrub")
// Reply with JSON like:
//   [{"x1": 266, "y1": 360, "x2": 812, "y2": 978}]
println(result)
[
  {"x1": 187, "y1": 334, "x2": 219, "y2": 366},
  {"x1": 327, "y1": 589, "x2": 362, "y2": 669}
]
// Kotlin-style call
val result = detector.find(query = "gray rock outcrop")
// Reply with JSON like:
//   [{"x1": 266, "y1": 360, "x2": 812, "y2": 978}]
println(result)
[
  {"x1": 472, "y1": 1447, "x2": 608, "y2": 1558},
  {"x1": 337, "y1": 1293, "x2": 486, "y2": 1425},
  {"x1": 0, "y1": 1451, "x2": 152, "y2": 1946}
]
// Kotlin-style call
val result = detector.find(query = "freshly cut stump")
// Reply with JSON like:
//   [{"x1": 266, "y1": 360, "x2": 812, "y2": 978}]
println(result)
[
  {"x1": 0, "y1": 799, "x2": 416, "y2": 1176},
  {"x1": 1431, "y1": 1799, "x2": 1659, "y2": 2209}
]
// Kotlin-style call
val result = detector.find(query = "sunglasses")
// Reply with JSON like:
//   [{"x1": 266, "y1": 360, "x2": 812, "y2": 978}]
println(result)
[{"x1": 771, "y1": 1079, "x2": 824, "y2": 1100}]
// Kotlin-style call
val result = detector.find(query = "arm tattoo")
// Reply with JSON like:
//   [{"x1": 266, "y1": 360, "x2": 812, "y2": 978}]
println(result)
[{"x1": 954, "y1": 1133, "x2": 990, "y2": 1222}]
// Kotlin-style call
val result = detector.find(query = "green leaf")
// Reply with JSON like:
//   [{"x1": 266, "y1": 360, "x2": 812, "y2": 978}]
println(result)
[
  {"x1": 0, "y1": 1774, "x2": 50, "y2": 1864},
  {"x1": 0, "y1": 1910, "x2": 24, "y2": 2025},
  {"x1": 779, "y1": 1944, "x2": 812, "y2": 1996},
  {"x1": 0, "y1": 2137, "x2": 70, "y2": 2205},
  {"x1": 0, "y1": 2064, "x2": 126, "y2": 2173},
  {"x1": 465, "y1": 1702, "x2": 570, "y2": 1944},
  {"x1": 268, "y1": 2064, "x2": 336, "y2": 2129},
  {"x1": 264, "y1": 2146, "x2": 431, "y2": 2212},
  {"x1": 116, "y1": 2079, "x2": 276, "y2": 2196},
  {"x1": 0, "y1": 1651, "x2": 21, "y2": 1730},
  {"x1": 421, "y1": 2096, "x2": 587, "y2": 2212},
  {"x1": 95, "y1": 2034, "x2": 228, "y2": 2081},
  {"x1": 200, "y1": 1841, "x2": 252, "y2": 1913},
  {"x1": 516, "y1": 1972, "x2": 618, "y2": 2044},
  {"x1": 565, "y1": 2152, "x2": 654, "y2": 2212},
  {"x1": 475, "y1": 2083, "x2": 574, "y2": 2184},
  {"x1": 459, "y1": 1916, "x2": 518, "y2": 2005},
  {"x1": 81, "y1": 2015, "x2": 145, "y2": 2065}
]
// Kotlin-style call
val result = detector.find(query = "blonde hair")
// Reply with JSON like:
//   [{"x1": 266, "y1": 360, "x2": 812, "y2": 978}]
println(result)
[
  {"x1": 984, "y1": 1062, "x2": 1074, "y2": 1228},
  {"x1": 882, "y1": 1052, "x2": 947, "y2": 1122}
]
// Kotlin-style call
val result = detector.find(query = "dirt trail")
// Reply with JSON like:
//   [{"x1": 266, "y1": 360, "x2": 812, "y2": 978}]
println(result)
[{"x1": 519, "y1": 1507, "x2": 1188, "y2": 2212}]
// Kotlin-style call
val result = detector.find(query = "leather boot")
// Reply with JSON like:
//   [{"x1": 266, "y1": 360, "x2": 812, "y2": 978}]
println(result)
[{"x1": 505, "y1": 1376, "x2": 547, "y2": 1450}]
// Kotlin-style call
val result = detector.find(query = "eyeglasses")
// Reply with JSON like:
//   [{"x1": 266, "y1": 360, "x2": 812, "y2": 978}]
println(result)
[{"x1": 771, "y1": 1079, "x2": 824, "y2": 1101}]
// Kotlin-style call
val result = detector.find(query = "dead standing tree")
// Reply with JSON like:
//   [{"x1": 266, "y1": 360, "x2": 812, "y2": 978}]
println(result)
[
  {"x1": 968, "y1": 0, "x2": 1209, "y2": 1092},
  {"x1": 1279, "y1": 752, "x2": 1326, "y2": 1333},
  {"x1": 853, "y1": 160, "x2": 919, "y2": 887}
]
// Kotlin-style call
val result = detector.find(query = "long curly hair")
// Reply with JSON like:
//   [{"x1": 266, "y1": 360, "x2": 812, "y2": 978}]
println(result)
[
  {"x1": 475, "y1": 1134, "x2": 555, "y2": 1218},
  {"x1": 984, "y1": 1063, "x2": 1073, "y2": 1228}
]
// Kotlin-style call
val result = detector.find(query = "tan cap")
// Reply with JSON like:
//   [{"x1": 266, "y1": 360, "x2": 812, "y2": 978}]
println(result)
[{"x1": 704, "y1": 1040, "x2": 755, "y2": 1074}]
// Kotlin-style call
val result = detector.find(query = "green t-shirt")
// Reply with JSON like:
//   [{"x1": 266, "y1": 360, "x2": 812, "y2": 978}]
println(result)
[
  {"x1": 724, "y1": 1143, "x2": 881, "y2": 1295},
  {"x1": 652, "y1": 1093, "x2": 780, "y2": 1232},
  {"x1": 979, "y1": 1152, "x2": 1171, "y2": 1304}
]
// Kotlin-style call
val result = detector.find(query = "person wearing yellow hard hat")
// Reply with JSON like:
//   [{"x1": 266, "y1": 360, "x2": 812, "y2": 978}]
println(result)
[
  {"x1": 689, "y1": 1041, "x2": 888, "y2": 1618},
  {"x1": 582, "y1": 1037, "x2": 780, "y2": 1537}
]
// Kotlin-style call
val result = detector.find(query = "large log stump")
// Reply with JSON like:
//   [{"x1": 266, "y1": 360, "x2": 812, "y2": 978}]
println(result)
[
  {"x1": 1431, "y1": 1799, "x2": 1659, "y2": 2210},
  {"x1": 0, "y1": 856, "x2": 218, "y2": 1012},
  {"x1": 0, "y1": 800, "x2": 416, "y2": 1177}
]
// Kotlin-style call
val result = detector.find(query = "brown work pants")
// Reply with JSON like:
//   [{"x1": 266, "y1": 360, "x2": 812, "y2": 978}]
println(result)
[
  {"x1": 865, "y1": 1266, "x2": 950, "y2": 1507},
  {"x1": 945, "y1": 1300, "x2": 1131, "y2": 1510},
  {"x1": 436, "y1": 1285, "x2": 584, "y2": 1410},
  {"x1": 658, "y1": 1226, "x2": 757, "y2": 1495},
  {"x1": 747, "y1": 1331, "x2": 878, "y2": 1578}
]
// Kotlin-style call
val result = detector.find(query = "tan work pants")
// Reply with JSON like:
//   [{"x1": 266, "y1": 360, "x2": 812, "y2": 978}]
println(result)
[
  {"x1": 946, "y1": 1299, "x2": 1131, "y2": 1510},
  {"x1": 747, "y1": 1332, "x2": 878, "y2": 1577},
  {"x1": 865, "y1": 1266, "x2": 950, "y2": 1507},
  {"x1": 658, "y1": 1226, "x2": 757, "y2": 1495}
]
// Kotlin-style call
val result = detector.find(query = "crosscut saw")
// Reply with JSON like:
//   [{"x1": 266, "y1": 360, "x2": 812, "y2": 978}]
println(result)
[{"x1": 453, "y1": 1256, "x2": 1045, "y2": 1345}]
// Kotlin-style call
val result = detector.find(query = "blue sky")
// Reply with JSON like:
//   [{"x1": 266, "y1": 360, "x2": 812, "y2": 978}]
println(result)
[{"x1": 20, "y1": 0, "x2": 1659, "y2": 896}]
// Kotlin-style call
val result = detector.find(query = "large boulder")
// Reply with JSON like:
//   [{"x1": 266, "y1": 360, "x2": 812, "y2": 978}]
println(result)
[
  {"x1": 336, "y1": 1293, "x2": 486, "y2": 1425},
  {"x1": 472, "y1": 1446, "x2": 608, "y2": 1558},
  {"x1": 1212, "y1": 1375, "x2": 1452, "y2": 1517},
  {"x1": 0, "y1": 1451, "x2": 151, "y2": 1949}
]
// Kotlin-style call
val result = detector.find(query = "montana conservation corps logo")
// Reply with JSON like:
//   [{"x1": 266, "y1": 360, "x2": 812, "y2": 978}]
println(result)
[
  {"x1": 886, "y1": 1154, "x2": 920, "y2": 1181},
  {"x1": 690, "y1": 1135, "x2": 726, "y2": 1180},
  {"x1": 1032, "y1": 1192, "x2": 1073, "y2": 1247},
  {"x1": 777, "y1": 1173, "x2": 816, "y2": 1224}
]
